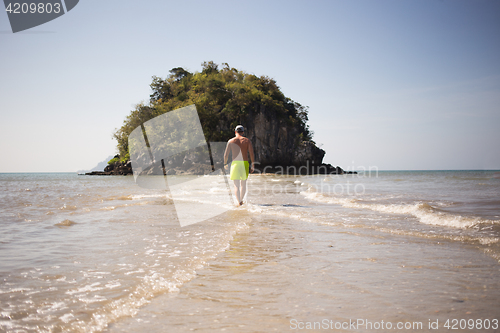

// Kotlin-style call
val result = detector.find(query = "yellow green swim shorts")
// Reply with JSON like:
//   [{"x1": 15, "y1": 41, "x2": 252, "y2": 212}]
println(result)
[{"x1": 230, "y1": 161, "x2": 250, "y2": 180}]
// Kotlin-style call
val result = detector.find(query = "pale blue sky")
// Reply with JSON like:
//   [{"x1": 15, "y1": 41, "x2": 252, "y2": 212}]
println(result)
[{"x1": 1, "y1": 0, "x2": 499, "y2": 172}]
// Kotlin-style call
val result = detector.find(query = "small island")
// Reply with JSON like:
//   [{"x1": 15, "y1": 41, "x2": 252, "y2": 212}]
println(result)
[{"x1": 87, "y1": 62, "x2": 355, "y2": 176}]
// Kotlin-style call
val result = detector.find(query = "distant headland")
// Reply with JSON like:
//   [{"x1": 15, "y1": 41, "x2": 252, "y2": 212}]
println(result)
[{"x1": 86, "y1": 62, "x2": 355, "y2": 176}]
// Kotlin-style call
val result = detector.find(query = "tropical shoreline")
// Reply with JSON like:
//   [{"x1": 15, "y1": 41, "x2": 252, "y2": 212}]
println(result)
[{"x1": 107, "y1": 208, "x2": 500, "y2": 332}]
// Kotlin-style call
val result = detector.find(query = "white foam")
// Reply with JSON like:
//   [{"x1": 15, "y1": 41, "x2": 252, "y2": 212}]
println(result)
[
  {"x1": 105, "y1": 281, "x2": 121, "y2": 289},
  {"x1": 0, "y1": 320, "x2": 16, "y2": 330},
  {"x1": 59, "y1": 313, "x2": 74, "y2": 323},
  {"x1": 124, "y1": 268, "x2": 145, "y2": 276},
  {"x1": 130, "y1": 193, "x2": 169, "y2": 200},
  {"x1": 208, "y1": 187, "x2": 226, "y2": 193},
  {"x1": 0, "y1": 287, "x2": 32, "y2": 294},
  {"x1": 301, "y1": 191, "x2": 495, "y2": 229},
  {"x1": 66, "y1": 282, "x2": 103, "y2": 295},
  {"x1": 479, "y1": 237, "x2": 500, "y2": 245},
  {"x1": 79, "y1": 295, "x2": 107, "y2": 304}
]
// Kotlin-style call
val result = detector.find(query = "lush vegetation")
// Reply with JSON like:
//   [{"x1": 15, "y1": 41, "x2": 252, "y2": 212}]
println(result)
[
  {"x1": 107, "y1": 156, "x2": 119, "y2": 165},
  {"x1": 113, "y1": 61, "x2": 313, "y2": 162}
]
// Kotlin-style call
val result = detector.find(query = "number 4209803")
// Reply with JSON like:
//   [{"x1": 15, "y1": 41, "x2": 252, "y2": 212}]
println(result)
[
  {"x1": 444, "y1": 319, "x2": 498, "y2": 330},
  {"x1": 5, "y1": 2, "x2": 62, "y2": 14}
]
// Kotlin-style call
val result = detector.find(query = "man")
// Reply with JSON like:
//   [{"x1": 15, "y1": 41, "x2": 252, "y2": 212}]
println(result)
[{"x1": 224, "y1": 125, "x2": 255, "y2": 206}]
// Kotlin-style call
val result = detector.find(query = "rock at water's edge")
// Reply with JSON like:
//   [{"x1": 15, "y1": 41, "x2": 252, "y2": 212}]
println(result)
[{"x1": 85, "y1": 155, "x2": 132, "y2": 175}]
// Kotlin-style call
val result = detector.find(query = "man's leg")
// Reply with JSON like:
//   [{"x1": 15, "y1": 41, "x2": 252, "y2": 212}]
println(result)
[
  {"x1": 233, "y1": 180, "x2": 241, "y2": 205},
  {"x1": 240, "y1": 180, "x2": 247, "y2": 205}
]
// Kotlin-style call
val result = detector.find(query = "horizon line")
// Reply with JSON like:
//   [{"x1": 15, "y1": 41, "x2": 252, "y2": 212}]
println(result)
[{"x1": 1, "y1": 169, "x2": 499, "y2": 174}]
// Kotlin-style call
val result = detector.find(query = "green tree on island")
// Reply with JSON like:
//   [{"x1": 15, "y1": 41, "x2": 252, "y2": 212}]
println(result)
[{"x1": 114, "y1": 62, "x2": 313, "y2": 161}]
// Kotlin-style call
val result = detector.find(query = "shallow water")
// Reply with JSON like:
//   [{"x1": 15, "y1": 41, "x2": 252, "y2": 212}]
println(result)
[
  {"x1": 108, "y1": 214, "x2": 500, "y2": 332},
  {"x1": 0, "y1": 171, "x2": 499, "y2": 332}
]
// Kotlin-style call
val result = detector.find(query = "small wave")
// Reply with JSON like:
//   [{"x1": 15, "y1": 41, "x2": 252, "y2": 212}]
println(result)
[
  {"x1": 373, "y1": 203, "x2": 492, "y2": 229},
  {"x1": 130, "y1": 193, "x2": 169, "y2": 200},
  {"x1": 208, "y1": 187, "x2": 226, "y2": 193},
  {"x1": 66, "y1": 283, "x2": 103, "y2": 295},
  {"x1": 59, "y1": 205, "x2": 77, "y2": 211},
  {"x1": 104, "y1": 195, "x2": 134, "y2": 201},
  {"x1": 170, "y1": 189, "x2": 192, "y2": 196},
  {"x1": 79, "y1": 295, "x2": 107, "y2": 304},
  {"x1": 301, "y1": 191, "x2": 495, "y2": 229},
  {"x1": 60, "y1": 313, "x2": 74, "y2": 323},
  {"x1": 374, "y1": 227, "x2": 500, "y2": 247},
  {"x1": 124, "y1": 268, "x2": 145, "y2": 276},
  {"x1": 0, "y1": 287, "x2": 32, "y2": 294},
  {"x1": 105, "y1": 281, "x2": 121, "y2": 289},
  {"x1": 55, "y1": 219, "x2": 77, "y2": 227},
  {"x1": 479, "y1": 237, "x2": 500, "y2": 245},
  {"x1": 115, "y1": 195, "x2": 133, "y2": 200},
  {"x1": 250, "y1": 200, "x2": 500, "y2": 256}
]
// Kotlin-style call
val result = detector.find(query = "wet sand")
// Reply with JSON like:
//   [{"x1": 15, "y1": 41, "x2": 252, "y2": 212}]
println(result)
[{"x1": 107, "y1": 211, "x2": 500, "y2": 332}]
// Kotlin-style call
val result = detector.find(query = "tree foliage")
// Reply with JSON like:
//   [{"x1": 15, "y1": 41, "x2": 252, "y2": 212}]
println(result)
[{"x1": 113, "y1": 62, "x2": 313, "y2": 161}]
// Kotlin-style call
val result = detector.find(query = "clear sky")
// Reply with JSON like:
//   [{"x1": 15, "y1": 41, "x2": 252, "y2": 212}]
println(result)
[{"x1": 1, "y1": 0, "x2": 499, "y2": 172}]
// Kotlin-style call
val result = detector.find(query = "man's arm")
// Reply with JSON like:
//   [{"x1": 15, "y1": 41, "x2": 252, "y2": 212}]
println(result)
[
  {"x1": 248, "y1": 140, "x2": 255, "y2": 173},
  {"x1": 223, "y1": 141, "x2": 231, "y2": 165}
]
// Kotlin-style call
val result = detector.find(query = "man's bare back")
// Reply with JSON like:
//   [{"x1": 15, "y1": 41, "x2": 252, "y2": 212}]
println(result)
[{"x1": 227, "y1": 136, "x2": 253, "y2": 162}]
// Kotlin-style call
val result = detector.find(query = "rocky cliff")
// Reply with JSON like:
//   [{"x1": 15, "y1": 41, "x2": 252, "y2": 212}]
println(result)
[
  {"x1": 86, "y1": 102, "x2": 352, "y2": 176},
  {"x1": 243, "y1": 104, "x2": 320, "y2": 166}
]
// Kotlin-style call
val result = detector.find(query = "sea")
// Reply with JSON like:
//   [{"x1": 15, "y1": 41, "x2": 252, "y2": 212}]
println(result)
[{"x1": 1, "y1": 170, "x2": 499, "y2": 332}]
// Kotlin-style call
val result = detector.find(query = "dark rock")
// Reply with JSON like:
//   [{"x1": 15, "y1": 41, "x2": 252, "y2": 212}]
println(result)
[{"x1": 85, "y1": 155, "x2": 132, "y2": 176}]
